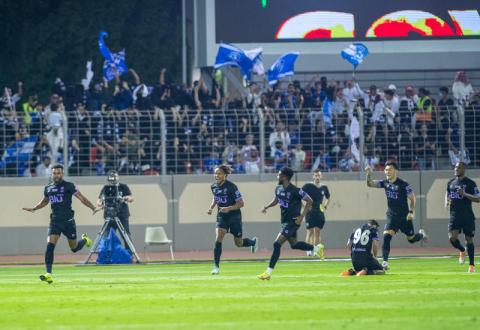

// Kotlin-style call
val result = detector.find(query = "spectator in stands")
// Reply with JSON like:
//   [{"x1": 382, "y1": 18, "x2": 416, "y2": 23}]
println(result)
[
  {"x1": 290, "y1": 144, "x2": 306, "y2": 172},
  {"x1": 415, "y1": 123, "x2": 436, "y2": 170},
  {"x1": 414, "y1": 87, "x2": 433, "y2": 128},
  {"x1": 452, "y1": 71, "x2": 474, "y2": 106},
  {"x1": 1, "y1": 81, "x2": 23, "y2": 110},
  {"x1": 383, "y1": 89, "x2": 399, "y2": 129},
  {"x1": 399, "y1": 86, "x2": 418, "y2": 130},
  {"x1": 46, "y1": 123, "x2": 64, "y2": 165},
  {"x1": 273, "y1": 140, "x2": 288, "y2": 171},
  {"x1": 36, "y1": 156, "x2": 52, "y2": 177},
  {"x1": 240, "y1": 134, "x2": 260, "y2": 174},
  {"x1": 269, "y1": 121, "x2": 290, "y2": 157}
]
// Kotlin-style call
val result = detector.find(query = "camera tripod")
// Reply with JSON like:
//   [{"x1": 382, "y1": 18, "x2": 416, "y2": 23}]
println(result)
[{"x1": 83, "y1": 215, "x2": 142, "y2": 264}]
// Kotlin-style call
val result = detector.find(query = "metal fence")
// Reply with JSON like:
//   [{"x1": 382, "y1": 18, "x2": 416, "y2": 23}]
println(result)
[{"x1": 0, "y1": 103, "x2": 476, "y2": 177}]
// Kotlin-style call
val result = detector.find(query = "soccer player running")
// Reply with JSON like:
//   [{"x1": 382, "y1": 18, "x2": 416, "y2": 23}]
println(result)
[
  {"x1": 22, "y1": 165, "x2": 100, "y2": 284},
  {"x1": 366, "y1": 160, "x2": 427, "y2": 270},
  {"x1": 302, "y1": 169, "x2": 330, "y2": 258},
  {"x1": 445, "y1": 162, "x2": 480, "y2": 273},
  {"x1": 257, "y1": 167, "x2": 318, "y2": 280},
  {"x1": 207, "y1": 165, "x2": 258, "y2": 275},
  {"x1": 341, "y1": 220, "x2": 385, "y2": 276}
]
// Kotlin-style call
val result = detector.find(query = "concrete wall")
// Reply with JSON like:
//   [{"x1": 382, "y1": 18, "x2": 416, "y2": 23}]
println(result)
[{"x1": 1, "y1": 170, "x2": 480, "y2": 255}]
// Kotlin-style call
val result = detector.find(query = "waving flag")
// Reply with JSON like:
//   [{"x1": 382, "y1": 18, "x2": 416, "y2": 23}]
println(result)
[
  {"x1": 214, "y1": 43, "x2": 255, "y2": 80},
  {"x1": 98, "y1": 31, "x2": 128, "y2": 81},
  {"x1": 245, "y1": 48, "x2": 265, "y2": 76},
  {"x1": 267, "y1": 52, "x2": 299, "y2": 85},
  {"x1": 0, "y1": 136, "x2": 38, "y2": 176},
  {"x1": 341, "y1": 43, "x2": 369, "y2": 68}
]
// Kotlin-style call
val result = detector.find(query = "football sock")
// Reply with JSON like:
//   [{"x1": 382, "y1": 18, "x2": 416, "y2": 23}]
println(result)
[
  {"x1": 382, "y1": 234, "x2": 392, "y2": 261},
  {"x1": 71, "y1": 238, "x2": 86, "y2": 253},
  {"x1": 449, "y1": 239, "x2": 465, "y2": 252},
  {"x1": 242, "y1": 238, "x2": 255, "y2": 247},
  {"x1": 292, "y1": 241, "x2": 314, "y2": 251},
  {"x1": 408, "y1": 233, "x2": 424, "y2": 244},
  {"x1": 467, "y1": 243, "x2": 475, "y2": 266},
  {"x1": 45, "y1": 242, "x2": 55, "y2": 274},
  {"x1": 268, "y1": 242, "x2": 282, "y2": 269},
  {"x1": 214, "y1": 242, "x2": 222, "y2": 268}
]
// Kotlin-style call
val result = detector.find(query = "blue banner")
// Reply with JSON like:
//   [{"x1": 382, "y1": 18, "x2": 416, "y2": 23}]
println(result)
[
  {"x1": 267, "y1": 52, "x2": 299, "y2": 85},
  {"x1": 0, "y1": 136, "x2": 38, "y2": 176},
  {"x1": 214, "y1": 43, "x2": 255, "y2": 80},
  {"x1": 341, "y1": 43, "x2": 369, "y2": 68},
  {"x1": 98, "y1": 31, "x2": 128, "y2": 81}
]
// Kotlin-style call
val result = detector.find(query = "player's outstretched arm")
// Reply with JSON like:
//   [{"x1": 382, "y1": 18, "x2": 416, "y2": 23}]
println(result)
[
  {"x1": 74, "y1": 192, "x2": 101, "y2": 214},
  {"x1": 407, "y1": 192, "x2": 416, "y2": 220},
  {"x1": 365, "y1": 166, "x2": 381, "y2": 188},
  {"x1": 262, "y1": 197, "x2": 278, "y2": 213},
  {"x1": 22, "y1": 197, "x2": 49, "y2": 212},
  {"x1": 296, "y1": 194, "x2": 313, "y2": 224}
]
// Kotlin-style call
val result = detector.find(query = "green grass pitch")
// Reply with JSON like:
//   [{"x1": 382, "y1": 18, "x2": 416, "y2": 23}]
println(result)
[{"x1": 0, "y1": 258, "x2": 479, "y2": 330}]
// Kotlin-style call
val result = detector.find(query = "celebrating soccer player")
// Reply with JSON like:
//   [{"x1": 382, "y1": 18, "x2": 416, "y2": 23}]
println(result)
[
  {"x1": 22, "y1": 165, "x2": 101, "y2": 284},
  {"x1": 302, "y1": 169, "x2": 330, "y2": 258},
  {"x1": 445, "y1": 162, "x2": 479, "y2": 273},
  {"x1": 366, "y1": 161, "x2": 427, "y2": 270},
  {"x1": 257, "y1": 167, "x2": 317, "y2": 280},
  {"x1": 207, "y1": 165, "x2": 258, "y2": 275},
  {"x1": 341, "y1": 220, "x2": 385, "y2": 276}
]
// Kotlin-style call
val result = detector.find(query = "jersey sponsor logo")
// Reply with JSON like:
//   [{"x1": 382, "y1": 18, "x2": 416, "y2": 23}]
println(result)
[
  {"x1": 449, "y1": 184, "x2": 467, "y2": 200},
  {"x1": 278, "y1": 198, "x2": 289, "y2": 208},
  {"x1": 386, "y1": 190, "x2": 399, "y2": 199},
  {"x1": 49, "y1": 195, "x2": 64, "y2": 204}
]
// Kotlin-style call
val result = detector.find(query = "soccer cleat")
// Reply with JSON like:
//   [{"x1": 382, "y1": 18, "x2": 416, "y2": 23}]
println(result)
[
  {"x1": 306, "y1": 251, "x2": 312, "y2": 257},
  {"x1": 459, "y1": 251, "x2": 466, "y2": 264},
  {"x1": 257, "y1": 271, "x2": 271, "y2": 280},
  {"x1": 39, "y1": 273, "x2": 53, "y2": 284},
  {"x1": 340, "y1": 269, "x2": 356, "y2": 277},
  {"x1": 468, "y1": 265, "x2": 475, "y2": 273},
  {"x1": 315, "y1": 243, "x2": 325, "y2": 260},
  {"x1": 82, "y1": 233, "x2": 93, "y2": 248},
  {"x1": 419, "y1": 229, "x2": 428, "y2": 243},
  {"x1": 356, "y1": 269, "x2": 368, "y2": 276},
  {"x1": 211, "y1": 267, "x2": 220, "y2": 275},
  {"x1": 382, "y1": 261, "x2": 389, "y2": 270},
  {"x1": 251, "y1": 237, "x2": 259, "y2": 254}
]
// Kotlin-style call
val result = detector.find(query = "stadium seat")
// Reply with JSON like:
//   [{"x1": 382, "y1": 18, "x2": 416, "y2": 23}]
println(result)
[{"x1": 144, "y1": 226, "x2": 174, "y2": 260}]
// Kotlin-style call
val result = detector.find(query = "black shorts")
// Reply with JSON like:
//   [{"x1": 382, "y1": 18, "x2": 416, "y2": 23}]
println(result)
[
  {"x1": 216, "y1": 214, "x2": 243, "y2": 238},
  {"x1": 105, "y1": 215, "x2": 130, "y2": 235},
  {"x1": 280, "y1": 222, "x2": 300, "y2": 239},
  {"x1": 385, "y1": 213, "x2": 414, "y2": 236},
  {"x1": 306, "y1": 212, "x2": 325, "y2": 229},
  {"x1": 48, "y1": 218, "x2": 77, "y2": 240},
  {"x1": 351, "y1": 253, "x2": 383, "y2": 273},
  {"x1": 449, "y1": 215, "x2": 475, "y2": 237}
]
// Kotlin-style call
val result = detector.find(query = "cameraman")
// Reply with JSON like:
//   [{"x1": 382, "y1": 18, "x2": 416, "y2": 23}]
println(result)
[{"x1": 97, "y1": 170, "x2": 134, "y2": 248}]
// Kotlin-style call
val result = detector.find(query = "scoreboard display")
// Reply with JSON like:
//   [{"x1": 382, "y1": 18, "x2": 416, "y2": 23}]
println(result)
[{"x1": 215, "y1": 0, "x2": 480, "y2": 43}]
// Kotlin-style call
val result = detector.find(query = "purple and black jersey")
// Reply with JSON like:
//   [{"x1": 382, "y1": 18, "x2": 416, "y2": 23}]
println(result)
[
  {"x1": 376, "y1": 178, "x2": 413, "y2": 216},
  {"x1": 275, "y1": 183, "x2": 309, "y2": 224},
  {"x1": 211, "y1": 180, "x2": 242, "y2": 219},
  {"x1": 349, "y1": 224, "x2": 379, "y2": 255},
  {"x1": 43, "y1": 180, "x2": 78, "y2": 221},
  {"x1": 302, "y1": 183, "x2": 330, "y2": 214},
  {"x1": 447, "y1": 177, "x2": 479, "y2": 219}
]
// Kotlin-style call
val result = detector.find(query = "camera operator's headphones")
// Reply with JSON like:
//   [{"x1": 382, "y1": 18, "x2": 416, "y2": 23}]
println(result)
[{"x1": 107, "y1": 170, "x2": 119, "y2": 185}]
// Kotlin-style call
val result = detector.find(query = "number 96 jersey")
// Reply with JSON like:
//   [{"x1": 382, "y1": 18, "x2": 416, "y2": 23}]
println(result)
[{"x1": 350, "y1": 224, "x2": 379, "y2": 255}]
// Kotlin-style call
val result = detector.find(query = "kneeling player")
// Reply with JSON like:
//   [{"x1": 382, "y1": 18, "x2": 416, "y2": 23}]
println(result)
[{"x1": 341, "y1": 220, "x2": 385, "y2": 276}]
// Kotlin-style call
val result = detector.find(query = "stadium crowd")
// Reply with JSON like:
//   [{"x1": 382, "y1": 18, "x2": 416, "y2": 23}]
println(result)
[{"x1": 1, "y1": 69, "x2": 479, "y2": 177}]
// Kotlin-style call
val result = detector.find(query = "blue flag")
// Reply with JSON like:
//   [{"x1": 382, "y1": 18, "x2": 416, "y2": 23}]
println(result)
[
  {"x1": 98, "y1": 31, "x2": 128, "y2": 81},
  {"x1": 341, "y1": 43, "x2": 369, "y2": 69},
  {"x1": 267, "y1": 52, "x2": 299, "y2": 85},
  {"x1": 214, "y1": 43, "x2": 255, "y2": 80},
  {"x1": 0, "y1": 136, "x2": 38, "y2": 176}
]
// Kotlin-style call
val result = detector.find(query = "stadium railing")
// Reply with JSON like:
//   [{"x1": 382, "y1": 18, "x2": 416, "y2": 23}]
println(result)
[{"x1": 0, "y1": 105, "x2": 474, "y2": 177}]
